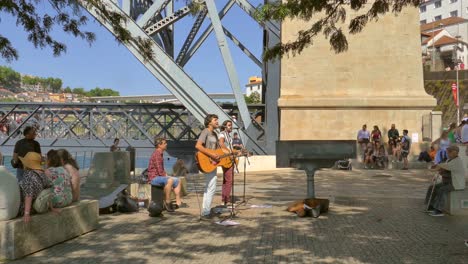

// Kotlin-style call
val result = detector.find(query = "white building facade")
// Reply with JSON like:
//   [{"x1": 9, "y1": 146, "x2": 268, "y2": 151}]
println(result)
[{"x1": 420, "y1": 0, "x2": 468, "y2": 24}]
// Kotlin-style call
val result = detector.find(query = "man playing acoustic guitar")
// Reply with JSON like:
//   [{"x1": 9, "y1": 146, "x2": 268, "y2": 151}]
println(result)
[{"x1": 195, "y1": 114, "x2": 220, "y2": 220}]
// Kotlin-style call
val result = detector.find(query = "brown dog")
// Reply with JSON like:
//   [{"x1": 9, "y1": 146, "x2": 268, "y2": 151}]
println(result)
[{"x1": 287, "y1": 198, "x2": 330, "y2": 217}]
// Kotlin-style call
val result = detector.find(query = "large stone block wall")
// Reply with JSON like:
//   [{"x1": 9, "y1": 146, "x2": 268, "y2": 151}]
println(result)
[
  {"x1": 279, "y1": 6, "x2": 437, "y2": 147},
  {"x1": 0, "y1": 200, "x2": 98, "y2": 260}
]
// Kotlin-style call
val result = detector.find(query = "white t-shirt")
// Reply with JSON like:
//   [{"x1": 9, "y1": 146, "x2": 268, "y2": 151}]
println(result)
[
  {"x1": 219, "y1": 131, "x2": 232, "y2": 149},
  {"x1": 462, "y1": 124, "x2": 468, "y2": 143}
]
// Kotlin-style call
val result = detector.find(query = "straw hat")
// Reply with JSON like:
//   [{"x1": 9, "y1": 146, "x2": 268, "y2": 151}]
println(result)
[{"x1": 18, "y1": 152, "x2": 43, "y2": 170}]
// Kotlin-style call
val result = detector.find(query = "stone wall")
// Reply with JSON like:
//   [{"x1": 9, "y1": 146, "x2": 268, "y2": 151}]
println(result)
[{"x1": 279, "y1": 5, "x2": 437, "y2": 155}]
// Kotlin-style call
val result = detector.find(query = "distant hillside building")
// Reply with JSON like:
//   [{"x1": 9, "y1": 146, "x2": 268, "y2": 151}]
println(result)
[
  {"x1": 419, "y1": 0, "x2": 468, "y2": 23},
  {"x1": 420, "y1": 16, "x2": 468, "y2": 70},
  {"x1": 245, "y1": 76, "x2": 262, "y2": 97}
]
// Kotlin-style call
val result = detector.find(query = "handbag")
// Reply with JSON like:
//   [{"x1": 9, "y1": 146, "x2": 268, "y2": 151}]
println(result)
[
  {"x1": 33, "y1": 188, "x2": 53, "y2": 213},
  {"x1": 10, "y1": 159, "x2": 19, "y2": 169}
]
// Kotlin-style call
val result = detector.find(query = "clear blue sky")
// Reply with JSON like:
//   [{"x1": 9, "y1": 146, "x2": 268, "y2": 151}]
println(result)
[{"x1": 0, "y1": 0, "x2": 263, "y2": 96}]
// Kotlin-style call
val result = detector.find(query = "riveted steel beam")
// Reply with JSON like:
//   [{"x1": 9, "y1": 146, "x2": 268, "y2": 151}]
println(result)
[{"x1": 79, "y1": 0, "x2": 266, "y2": 154}]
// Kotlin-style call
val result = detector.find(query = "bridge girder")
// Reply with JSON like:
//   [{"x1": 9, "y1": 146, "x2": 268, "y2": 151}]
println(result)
[{"x1": 78, "y1": 0, "x2": 279, "y2": 154}]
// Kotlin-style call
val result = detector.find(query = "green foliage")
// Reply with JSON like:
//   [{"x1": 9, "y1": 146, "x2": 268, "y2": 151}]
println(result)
[
  {"x1": 86, "y1": 87, "x2": 120, "y2": 97},
  {"x1": 0, "y1": 66, "x2": 21, "y2": 91},
  {"x1": 255, "y1": 0, "x2": 420, "y2": 61},
  {"x1": 1, "y1": 0, "x2": 154, "y2": 62},
  {"x1": 424, "y1": 80, "x2": 467, "y2": 126},
  {"x1": 22, "y1": 75, "x2": 62, "y2": 92},
  {"x1": 0, "y1": 97, "x2": 18, "y2": 102},
  {"x1": 72, "y1": 87, "x2": 86, "y2": 95},
  {"x1": 63, "y1": 86, "x2": 72, "y2": 93},
  {"x1": 244, "y1": 91, "x2": 261, "y2": 104},
  {"x1": 0, "y1": 0, "x2": 95, "y2": 62}
]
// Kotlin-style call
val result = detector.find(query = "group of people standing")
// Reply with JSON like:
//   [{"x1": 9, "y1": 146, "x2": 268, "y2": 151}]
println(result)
[
  {"x1": 10, "y1": 126, "x2": 81, "y2": 222},
  {"x1": 357, "y1": 124, "x2": 411, "y2": 169}
]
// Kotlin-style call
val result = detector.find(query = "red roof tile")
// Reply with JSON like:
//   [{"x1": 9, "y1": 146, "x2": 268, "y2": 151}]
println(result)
[{"x1": 421, "y1": 17, "x2": 468, "y2": 32}]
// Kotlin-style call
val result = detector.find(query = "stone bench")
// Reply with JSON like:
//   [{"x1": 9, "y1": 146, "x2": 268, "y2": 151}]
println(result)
[
  {"x1": 0, "y1": 199, "x2": 99, "y2": 261},
  {"x1": 445, "y1": 188, "x2": 468, "y2": 216}
]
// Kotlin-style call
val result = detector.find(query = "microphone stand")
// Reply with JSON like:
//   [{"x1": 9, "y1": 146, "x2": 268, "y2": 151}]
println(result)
[{"x1": 234, "y1": 126, "x2": 250, "y2": 205}]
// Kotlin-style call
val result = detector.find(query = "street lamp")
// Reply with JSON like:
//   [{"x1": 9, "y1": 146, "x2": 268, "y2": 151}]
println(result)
[
  {"x1": 455, "y1": 37, "x2": 461, "y2": 124},
  {"x1": 432, "y1": 22, "x2": 444, "y2": 70}
]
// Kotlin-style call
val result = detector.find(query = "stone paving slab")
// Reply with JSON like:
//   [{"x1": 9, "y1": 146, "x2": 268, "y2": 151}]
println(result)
[{"x1": 4, "y1": 168, "x2": 468, "y2": 264}]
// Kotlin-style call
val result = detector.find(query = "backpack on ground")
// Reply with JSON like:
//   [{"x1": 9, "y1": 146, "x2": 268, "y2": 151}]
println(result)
[{"x1": 334, "y1": 159, "x2": 352, "y2": 170}]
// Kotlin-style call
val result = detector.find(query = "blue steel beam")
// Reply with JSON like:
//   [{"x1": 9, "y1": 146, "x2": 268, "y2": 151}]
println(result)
[
  {"x1": 175, "y1": 7, "x2": 208, "y2": 65},
  {"x1": 222, "y1": 26, "x2": 262, "y2": 68},
  {"x1": 122, "y1": 0, "x2": 131, "y2": 15},
  {"x1": 145, "y1": 6, "x2": 191, "y2": 36},
  {"x1": 179, "y1": 0, "x2": 235, "y2": 67},
  {"x1": 205, "y1": 0, "x2": 252, "y2": 132},
  {"x1": 79, "y1": 0, "x2": 266, "y2": 154},
  {"x1": 233, "y1": 0, "x2": 280, "y2": 38},
  {"x1": 137, "y1": 0, "x2": 170, "y2": 28}
]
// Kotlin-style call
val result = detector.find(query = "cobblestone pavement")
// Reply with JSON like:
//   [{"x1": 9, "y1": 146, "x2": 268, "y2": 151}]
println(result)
[{"x1": 8, "y1": 168, "x2": 468, "y2": 264}]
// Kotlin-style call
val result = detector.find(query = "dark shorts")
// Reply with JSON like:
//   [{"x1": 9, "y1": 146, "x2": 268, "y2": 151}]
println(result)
[
  {"x1": 359, "y1": 139, "x2": 369, "y2": 144},
  {"x1": 401, "y1": 150, "x2": 409, "y2": 158}
]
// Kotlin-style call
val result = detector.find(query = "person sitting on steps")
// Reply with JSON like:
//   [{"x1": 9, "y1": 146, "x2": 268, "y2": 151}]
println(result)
[{"x1": 147, "y1": 137, "x2": 182, "y2": 212}]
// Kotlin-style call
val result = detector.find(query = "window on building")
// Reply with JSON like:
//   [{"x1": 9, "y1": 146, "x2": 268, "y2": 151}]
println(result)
[
  {"x1": 420, "y1": 6, "x2": 426, "y2": 12},
  {"x1": 450, "y1": 10, "x2": 458, "y2": 17},
  {"x1": 450, "y1": 0, "x2": 457, "y2": 3},
  {"x1": 435, "y1": 1, "x2": 442, "y2": 8},
  {"x1": 420, "y1": 19, "x2": 427, "y2": 25},
  {"x1": 434, "y1": 15, "x2": 442, "y2": 21}
]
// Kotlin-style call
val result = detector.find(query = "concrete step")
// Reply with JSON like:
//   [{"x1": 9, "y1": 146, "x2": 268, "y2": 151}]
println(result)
[{"x1": 350, "y1": 159, "x2": 432, "y2": 170}]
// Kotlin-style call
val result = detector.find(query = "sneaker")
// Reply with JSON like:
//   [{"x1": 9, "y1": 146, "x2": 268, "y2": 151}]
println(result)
[
  {"x1": 424, "y1": 210, "x2": 436, "y2": 214},
  {"x1": 429, "y1": 210, "x2": 444, "y2": 217},
  {"x1": 199, "y1": 214, "x2": 213, "y2": 221},
  {"x1": 174, "y1": 202, "x2": 188, "y2": 209},
  {"x1": 200, "y1": 212, "x2": 219, "y2": 221},
  {"x1": 163, "y1": 201, "x2": 175, "y2": 213},
  {"x1": 464, "y1": 240, "x2": 468, "y2": 247}
]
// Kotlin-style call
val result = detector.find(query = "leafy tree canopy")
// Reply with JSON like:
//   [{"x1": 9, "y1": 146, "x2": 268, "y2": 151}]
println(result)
[
  {"x1": 255, "y1": 0, "x2": 420, "y2": 61},
  {"x1": 244, "y1": 91, "x2": 261, "y2": 104},
  {"x1": 0, "y1": 0, "x2": 153, "y2": 62},
  {"x1": 0, "y1": 65, "x2": 21, "y2": 90},
  {"x1": 87, "y1": 87, "x2": 120, "y2": 96},
  {"x1": 1, "y1": 0, "x2": 419, "y2": 64}
]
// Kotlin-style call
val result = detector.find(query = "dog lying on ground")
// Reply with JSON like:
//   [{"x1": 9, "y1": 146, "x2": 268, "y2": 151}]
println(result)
[{"x1": 286, "y1": 198, "x2": 330, "y2": 218}]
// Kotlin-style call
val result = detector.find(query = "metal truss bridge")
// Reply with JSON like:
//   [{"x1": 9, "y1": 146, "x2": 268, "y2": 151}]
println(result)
[
  {"x1": 0, "y1": 102, "x2": 265, "y2": 151},
  {"x1": 78, "y1": 0, "x2": 280, "y2": 154}
]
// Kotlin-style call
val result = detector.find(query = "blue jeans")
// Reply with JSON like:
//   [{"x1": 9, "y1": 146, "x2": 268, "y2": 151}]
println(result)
[
  {"x1": 150, "y1": 176, "x2": 179, "y2": 188},
  {"x1": 202, "y1": 170, "x2": 217, "y2": 216},
  {"x1": 16, "y1": 168, "x2": 24, "y2": 182}
]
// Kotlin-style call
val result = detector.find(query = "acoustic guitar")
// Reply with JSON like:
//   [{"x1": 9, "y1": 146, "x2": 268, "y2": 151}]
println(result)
[{"x1": 195, "y1": 148, "x2": 246, "y2": 173}]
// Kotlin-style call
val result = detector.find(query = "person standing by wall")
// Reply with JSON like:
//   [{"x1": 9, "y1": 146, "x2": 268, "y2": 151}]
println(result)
[
  {"x1": 110, "y1": 138, "x2": 121, "y2": 152},
  {"x1": 401, "y1": 129, "x2": 411, "y2": 170},
  {"x1": 357, "y1": 124, "x2": 370, "y2": 161},
  {"x1": 12, "y1": 126, "x2": 41, "y2": 182}
]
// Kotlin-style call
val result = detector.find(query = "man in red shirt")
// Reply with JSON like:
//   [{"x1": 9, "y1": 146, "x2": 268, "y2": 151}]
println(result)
[{"x1": 148, "y1": 137, "x2": 181, "y2": 212}]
